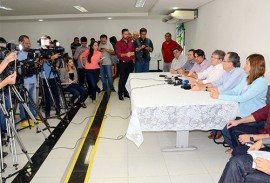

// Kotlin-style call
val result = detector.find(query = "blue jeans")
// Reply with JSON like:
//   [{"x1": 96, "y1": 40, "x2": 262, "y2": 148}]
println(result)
[
  {"x1": 77, "y1": 68, "x2": 86, "y2": 87},
  {"x1": 85, "y1": 69, "x2": 100, "y2": 100},
  {"x1": 222, "y1": 117, "x2": 242, "y2": 147},
  {"x1": 219, "y1": 155, "x2": 270, "y2": 183},
  {"x1": 100, "y1": 65, "x2": 114, "y2": 90},
  {"x1": 0, "y1": 91, "x2": 11, "y2": 131},
  {"x1": 64, "y1": 83, "x2": 87, "y2": 104},
  {"x1": 20, "y1": 83, "x2": 37, "y2": 120},
  {"x1": 135, "y1": 59, "x2": 149, "y2": 73}
]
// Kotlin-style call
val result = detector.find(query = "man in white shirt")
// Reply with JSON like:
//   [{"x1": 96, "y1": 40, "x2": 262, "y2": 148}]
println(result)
[
  {"x1": 170, "y1": 47, "x2": 186, "y2": 74},
  {"x1": 188, "y1": 50, "x2": 226, "y2": 84}
]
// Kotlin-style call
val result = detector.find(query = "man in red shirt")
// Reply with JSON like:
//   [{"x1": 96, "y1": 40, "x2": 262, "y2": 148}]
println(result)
[
  {"x1": 116, "y1": 28, "x2": 135, "y2": 100},
  {"x1": 161, "y1": 32, "x2": 182, "y2": 72}
]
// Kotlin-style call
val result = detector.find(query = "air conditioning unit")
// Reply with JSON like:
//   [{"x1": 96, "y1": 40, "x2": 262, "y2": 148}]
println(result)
[{"x1": 162, "y1": 9, "x2": 198, "y2": 24}]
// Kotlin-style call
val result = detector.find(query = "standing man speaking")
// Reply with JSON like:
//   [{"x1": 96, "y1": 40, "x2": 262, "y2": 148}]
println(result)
[{"x1": 116, "y1": 29, "x2": 135, "y2": 101}]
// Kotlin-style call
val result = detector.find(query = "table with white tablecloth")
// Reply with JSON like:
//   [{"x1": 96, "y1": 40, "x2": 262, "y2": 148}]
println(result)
[{"x1": 126, "y1": 72, "x2": 239, "y2": 151}]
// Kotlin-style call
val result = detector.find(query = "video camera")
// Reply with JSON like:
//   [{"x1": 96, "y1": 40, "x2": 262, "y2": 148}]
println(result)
[
  {"x1": 36, "y1": 37, "x2": 68, "y2": 61},
  {"x1": 0, "y1": 45, "x2": 39, "y2": 85}
]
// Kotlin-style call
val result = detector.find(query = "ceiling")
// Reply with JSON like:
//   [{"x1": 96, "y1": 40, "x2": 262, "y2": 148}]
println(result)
[{"x1": 0, "y1": 0, "x2": 214, "y2": 21}]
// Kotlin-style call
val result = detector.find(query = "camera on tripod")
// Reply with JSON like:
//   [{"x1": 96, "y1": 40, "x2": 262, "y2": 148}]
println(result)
[
  {"x1": 36, "y1": 37, "x2": 68, "y2": 60},
  {"x1": 0, "y1": 45, "x2": 38, "y2": 85}
]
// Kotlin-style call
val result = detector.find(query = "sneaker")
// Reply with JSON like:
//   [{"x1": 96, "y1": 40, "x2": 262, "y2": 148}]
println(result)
[
  {"x1": 111, "y1": 89, "x2": 116, "y2": 92},
  {"x1": 21, "y1": 120, "x2": 35, "y2": 127},
  {"x1": 36, "y1": 116, "x2": 42, "y2": 123}
]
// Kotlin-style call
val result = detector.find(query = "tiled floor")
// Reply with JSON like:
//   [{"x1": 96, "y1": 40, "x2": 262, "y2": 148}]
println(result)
[
  {"x1": 88, "y1": 92, "x2": 230, "y2": 183},
  {"x1": 2, "y1": 83, "x2": 230, "y2": 183}
]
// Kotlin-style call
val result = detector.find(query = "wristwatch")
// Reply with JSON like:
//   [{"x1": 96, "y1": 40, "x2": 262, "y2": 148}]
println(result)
[{"x1": 250, "y1": 135, "x2": 254, "y2": 144}]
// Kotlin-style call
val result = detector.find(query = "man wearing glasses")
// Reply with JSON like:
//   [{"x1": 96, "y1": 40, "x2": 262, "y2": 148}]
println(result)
[{"x1": 187, "y1": 50, "x2": 226, "y2": 84}]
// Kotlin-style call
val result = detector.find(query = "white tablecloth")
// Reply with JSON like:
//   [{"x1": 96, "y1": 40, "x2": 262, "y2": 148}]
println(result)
[{"x1": 126, "y1": 72, "x2": 239, "y2": 147}]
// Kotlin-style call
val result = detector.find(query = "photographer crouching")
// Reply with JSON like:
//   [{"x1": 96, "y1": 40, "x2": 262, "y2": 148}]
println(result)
[
  {"x1": 17, "y1": 35, "x2": 39, "y2": 127},
  {"x1": 38, "y1": 35, "x2": 61, "y2": 118}
]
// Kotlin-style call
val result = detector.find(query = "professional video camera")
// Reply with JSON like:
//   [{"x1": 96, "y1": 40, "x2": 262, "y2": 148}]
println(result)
[
  {"x1": 36, "y1": 37, "x2": 68, "y2": 60},
  {"x1": 0, "y1": 44, "x2": 39, "y2": 84}
]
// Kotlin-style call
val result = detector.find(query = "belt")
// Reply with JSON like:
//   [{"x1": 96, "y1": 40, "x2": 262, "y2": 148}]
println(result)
[{"x1": 120, "y1": 60, "x2": 132, "y2": 63}]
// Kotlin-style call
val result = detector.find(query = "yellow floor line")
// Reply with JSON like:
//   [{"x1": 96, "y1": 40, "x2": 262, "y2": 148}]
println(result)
[
  {"x1": 64, "y1": 92, "x2": 105, "y2": 183},
  {"x1": 84, "y1": 94, "x2": 111, "y2": 183}
]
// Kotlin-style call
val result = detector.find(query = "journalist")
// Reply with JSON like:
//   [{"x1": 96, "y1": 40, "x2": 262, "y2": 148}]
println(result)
[
  {"x1": 0, "y1": 51, "x2": 17, "y2": 132},
  {"x1": 38, "y1": 36, "x2": 61, "y2": 118},
  {"x1": 17, "y1": 35, "x2": 39, "y2": 127}
]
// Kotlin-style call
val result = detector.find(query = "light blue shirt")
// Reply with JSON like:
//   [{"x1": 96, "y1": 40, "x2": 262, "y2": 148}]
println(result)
[
  {"x1": 212, "y1": 67, "x2": 245, "y2": 93},
  {"x1": 181, "y1": 60, "x2": 195, "y2": 71},
  {"x1": 17, "y1": 51, "x2": 36, "y2": 84},
  {"x1": 74, "y1": 46, "x2": 88, "y2": 68},
  {"x1": 40, "y1": 61, "x2": 57, "y2": 79},
  {"x1": 219, "y1": 76, "x2": 267, "y2": 118}
]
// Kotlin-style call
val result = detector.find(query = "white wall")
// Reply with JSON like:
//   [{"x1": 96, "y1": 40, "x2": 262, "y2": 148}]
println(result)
[
  {"x1": 0, "y1": 19, "x2": 175, "y2": 70},
  {"x1": 185, "y1": 0, "x2": 270, "y2": 82}
]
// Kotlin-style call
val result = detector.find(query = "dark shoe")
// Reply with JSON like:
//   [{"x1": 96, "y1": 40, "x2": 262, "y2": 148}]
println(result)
[
  {"x1": 209, "y1": 131, "x2": 222, "y2": 139},
  {"x1": 81, "y1": 102, "x2": 87, "y2": 108},
  {"x1": 45, "y1": 113, "x2": 50, "y2": 118},
  {"x1": 69, "y1": 102, "x2": 76, "y2": 108},
  {"x1": 111, "y1": 89, "x2": 116, "y2": 92},
  {"x1": 124, "y1": 93, "x2": 130, "y2": 98},
  {"x1": 3, "y1": 152, "x2": 8, "y2": 158},
  {"x1": 119, "y1": 95, "x2": 124, "y2": 100}
]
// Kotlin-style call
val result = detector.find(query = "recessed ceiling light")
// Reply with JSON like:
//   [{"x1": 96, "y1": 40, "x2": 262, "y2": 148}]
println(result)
[
  {"x1": 135, "y1": 0, "x2": 146, "y2": 8},
  {"x1": 73, "y1": 5, "x2": 88, "y2": 13},
  {"x1": 108, "y1": 17, "x2": 112, "y2": 20},
  {"x1": 0, "y1": 5, "x2": 13, "y2": 10},
  {"x1": 38, "y1": 19, "x2": 44, "y2": 22}
]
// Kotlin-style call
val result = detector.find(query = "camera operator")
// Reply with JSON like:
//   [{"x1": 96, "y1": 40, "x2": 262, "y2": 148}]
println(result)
[
  {"x1": 38, "y1": 36, "x2": 61, "y2": 118},
  {"x1": 17, "y1": 35, "x2": 39, "y2": 127},
  {"x1": 0, "y1": 41, "x2": 17, "y2": 133}
]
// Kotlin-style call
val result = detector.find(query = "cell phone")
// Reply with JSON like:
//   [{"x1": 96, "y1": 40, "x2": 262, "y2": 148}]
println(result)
[{"x1": 99, "y1": 57, "x2": 105, "y2": 62}]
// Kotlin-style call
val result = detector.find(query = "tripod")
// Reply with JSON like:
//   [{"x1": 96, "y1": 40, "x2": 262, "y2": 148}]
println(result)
[
  {"x1": 0, "y1": 89, "x2": 33, "y2": 168},
  {"x1": 38, "y1": 61, "x2": 69, "y2": 123},
  {"x1": 13, "y1": 84, "x2": 52, "y2": 134}
]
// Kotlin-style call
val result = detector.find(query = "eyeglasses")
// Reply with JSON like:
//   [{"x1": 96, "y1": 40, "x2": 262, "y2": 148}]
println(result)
[
  {"x1": 211, "y1": 56, "x2": 220, "y2": 60},
  {"x1": 222, "y1": 60, "x2": 232, "y2": 62}
]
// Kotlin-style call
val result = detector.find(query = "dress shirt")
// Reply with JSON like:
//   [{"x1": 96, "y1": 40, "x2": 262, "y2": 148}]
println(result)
[
  {"x1": 252, "y1": 104, "x2": 270, "y2": 134},
  {"x1": 189, "y1": 59, "x2": 211, "y2": 73},
  {"x1": 116, "y1": 38, "x2": 135, "y2": 62},
  {"x1": 219, "y1": 76, "x2": 267, "y2": 118},
  {"x1": 181, "y1": 60, "x2": 195, "y2": 71},
  {"x1": 170, "y1": 55, "x2": 186, "y2": 70},
  {"x1": 197, "y1": 63, "x2": 226, "y2": 84},
  {"x1": 212, "y1": 67, "x2": 245, "y2": 93}
]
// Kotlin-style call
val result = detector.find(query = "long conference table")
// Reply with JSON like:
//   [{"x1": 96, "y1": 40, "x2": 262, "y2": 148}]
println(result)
[{"x1": 126, "y1": 72, "x2": 239, "y2": 151}]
